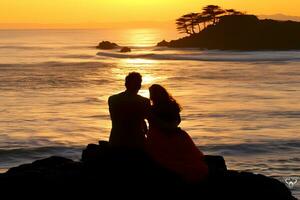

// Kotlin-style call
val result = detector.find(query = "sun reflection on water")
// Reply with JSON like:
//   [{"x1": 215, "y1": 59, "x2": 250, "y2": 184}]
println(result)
[
  {"x1": 124, "y1": 28, "x2": 162, "y2": 47},
  {"x1": 124, "y1": 58, "x2": 156, "y2": 65}
]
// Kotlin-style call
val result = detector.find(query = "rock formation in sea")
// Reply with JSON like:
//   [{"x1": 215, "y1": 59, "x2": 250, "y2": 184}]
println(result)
[
  {"x1": 97, "y1": 41, "x2": 119, "y2": 49},
  {"x1": 120, "y1": 47, "x2": 131, "y2": 53},
  {"x1": 157, "y1": 40, "x2": 169, "y2": 47},
  {"x1": 0, "y1": 141, "x2": 296, "y2": 199}
]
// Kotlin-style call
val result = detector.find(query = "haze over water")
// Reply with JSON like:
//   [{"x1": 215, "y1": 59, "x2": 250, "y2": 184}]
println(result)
[{"x1": 0, "y1": 29, "x2": 299, "y2": 197}]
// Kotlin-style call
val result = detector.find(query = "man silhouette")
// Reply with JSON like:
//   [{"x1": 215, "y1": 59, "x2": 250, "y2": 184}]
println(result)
[{"x1": 108, "y1": 72, "x2": 151, "y2": 150}]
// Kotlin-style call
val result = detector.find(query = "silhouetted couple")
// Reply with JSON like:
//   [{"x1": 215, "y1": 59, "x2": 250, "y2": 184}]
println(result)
[{"x1": 108, "y1": 72, "x2": 208, "y2": 183}]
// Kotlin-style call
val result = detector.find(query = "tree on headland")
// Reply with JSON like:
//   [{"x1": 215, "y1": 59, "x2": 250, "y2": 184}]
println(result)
[
  {"x1": 176, "y1": 16, "x2": 192, "y2": 35},
  {"x1": 176, "y1": 13, "x2": 199, "y2": 35},
  {"x1": 176, "y1": 5, "x2": 244, "y2": 35},
  {"x1": 183, "y1": 13, "x2": 199, "y2": 34},
  {"x1": 196, "y1": 13, "x2": 212, "y2": 29},
  {"x1": 202, "y1": 5, "x2": 226, "y2": 25},
  {"x1": 226, "y1": 9, "x2": 244, "y2": 16}
]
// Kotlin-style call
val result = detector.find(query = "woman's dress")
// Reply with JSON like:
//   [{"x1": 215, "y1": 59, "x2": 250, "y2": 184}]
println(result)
[{"x1": 146, "y1": 103, "x2": 208, "y2": 183}]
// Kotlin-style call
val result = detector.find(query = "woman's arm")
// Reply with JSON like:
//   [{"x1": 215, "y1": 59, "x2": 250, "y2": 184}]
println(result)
[{"x1": 150, "y1": 108, "x2": 181, "y2": 131}]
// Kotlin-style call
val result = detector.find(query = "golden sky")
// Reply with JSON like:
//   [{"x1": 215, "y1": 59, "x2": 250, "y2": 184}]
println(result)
[{"x1": 0, "y1": 0, "x2": 300, "y2": 28}]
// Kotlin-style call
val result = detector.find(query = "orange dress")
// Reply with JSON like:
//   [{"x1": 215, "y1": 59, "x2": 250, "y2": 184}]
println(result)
[{"x1": 146, "y1": 126, "x2": 208, "y2": 183}]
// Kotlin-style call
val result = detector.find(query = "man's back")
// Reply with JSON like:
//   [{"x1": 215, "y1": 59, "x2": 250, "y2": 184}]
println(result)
[{"x1": 108, "y1": 91, "x2": 150, "y2": 150}]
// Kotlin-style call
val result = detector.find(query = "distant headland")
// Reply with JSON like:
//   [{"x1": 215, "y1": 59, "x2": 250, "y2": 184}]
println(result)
[{"x1": 157, "y1": 5, "x2": 300, "y2": 50}]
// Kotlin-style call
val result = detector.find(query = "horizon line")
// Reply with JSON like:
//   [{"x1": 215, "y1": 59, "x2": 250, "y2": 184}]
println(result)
[
  {"x1": 0, "y1": 21, "x2": 176, "y2": 30},
  {"x1": 1, "y1": 13, "x2": 300, "y2": 30}
]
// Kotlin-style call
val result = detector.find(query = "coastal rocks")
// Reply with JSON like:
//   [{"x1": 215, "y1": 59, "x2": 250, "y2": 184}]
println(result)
[
  {"x1": 120, "y1": 47, "x2": 131, "y2": 53},
  {"x1": 97, "y1": 41, "x2": 119, "y2": 49},
  {"x1": 157, "y1": 40, "x2": 169, "y2": 47},
  {"x1": 0, "y1": 141, "x2": 296, "y2": 199},
  {"x1": 96, "y1": 41, "x2": 132, "y2": 52}
]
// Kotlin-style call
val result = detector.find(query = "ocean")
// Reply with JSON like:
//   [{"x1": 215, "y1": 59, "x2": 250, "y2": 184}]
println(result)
[{"x1": 0, "y1": 29, "x2": 299, "y2": 197}]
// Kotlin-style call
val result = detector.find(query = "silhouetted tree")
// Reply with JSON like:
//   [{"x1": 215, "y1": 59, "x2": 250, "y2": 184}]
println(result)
[
  {"x1": 184, "y1": 13, "x2": 199, "y2": 34},
  {"x1": 202, "y1": 5, "x2": 225, "y2": 25},
  {"x1": 226, "y1": 9, "x2": 244, "y2": 15},
  {"x1": 176, "y1": 17, "x2": 192, "y2": 35},
  {"x1": 197, "y1": 13, "x2": 212, "y2": 29},
  {"x1": 176, "y1": 13, "x2": 199, "y2": 35},
  {"x1": 176, "y1": 5, "x2": 245, "y2": 35}
]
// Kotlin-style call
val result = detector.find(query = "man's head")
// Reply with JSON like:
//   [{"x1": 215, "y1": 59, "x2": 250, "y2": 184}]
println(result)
[{"x1": 125, "y1": 72, "x2": 142, "y2": 94}]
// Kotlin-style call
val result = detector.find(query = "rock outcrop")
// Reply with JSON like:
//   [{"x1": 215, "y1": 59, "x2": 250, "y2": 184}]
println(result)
[
  {"x1": 120, "y1": 47, "x2": 131, "y2": 53},
  {"x1": 97, "y1": 41, "x2": 119, "y2": 49},
  {"x1": 157, "y1": 15, "x2": 300, "y2": 50},
  {"x1": 0, "y1": 141, "x2": 296, "y2": 199},
  {"x1": 157, "y1": 40, "x2": 169, "y2": 47}
]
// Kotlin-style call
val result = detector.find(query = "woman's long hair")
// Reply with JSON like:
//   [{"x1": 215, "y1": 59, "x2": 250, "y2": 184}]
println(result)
[{"x1": 149, "y1": 84, "x2": 181, "y2": 111}]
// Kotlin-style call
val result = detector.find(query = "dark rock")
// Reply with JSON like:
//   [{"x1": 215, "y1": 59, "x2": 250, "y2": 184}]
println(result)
[
  {"x1": 0, "y1": 141, "x2": 296, "y2": 199},
  {"x1": 120, "y1": 47, "x2": 131, "y2": 53},
  {"x1": 157, "y1": 40, "x2": 169, "y2": 47},
  {"x1": 4, "y1": 156, "x2": 83, "y2": 183},
  {"x1": 204, "y1": 155, "x2": 227, "y2": 177},
  {"x1": 97, "y1": 41, "x2": 119, "y2": 49}
]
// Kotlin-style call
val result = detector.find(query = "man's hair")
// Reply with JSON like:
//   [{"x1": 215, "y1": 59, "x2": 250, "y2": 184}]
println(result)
[{"x1": 125, "y1": 72, "x2": 142, "y2": 91}]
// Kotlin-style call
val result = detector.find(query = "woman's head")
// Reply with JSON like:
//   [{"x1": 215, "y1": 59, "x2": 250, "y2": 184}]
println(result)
[{"x1": 149, "y1": 84, "x2": 181, "y2": 110}]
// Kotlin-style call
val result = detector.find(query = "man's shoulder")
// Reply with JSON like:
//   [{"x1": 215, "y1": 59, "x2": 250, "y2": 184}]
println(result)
[
  {"x1": 137, "y1": 95, "x2": 150, "y2": 104},
  {"x1": 137, "y1": 94, "x2": 150, "y2": 103},
  {"x1": 108, "y1": 92, "x2": 125, "y2": 102},
  {"x1": 109, "y1": 92, "x2": 149, "y2": 104}
]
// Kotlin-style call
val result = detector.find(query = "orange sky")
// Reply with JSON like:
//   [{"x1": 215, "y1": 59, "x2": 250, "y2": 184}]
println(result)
[{"x1": 0, "y1": 0, "x2": 300, "y2": 29}]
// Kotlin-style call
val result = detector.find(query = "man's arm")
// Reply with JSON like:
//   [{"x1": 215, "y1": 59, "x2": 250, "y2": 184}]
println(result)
[
  {"x1": 144, "y1": 98, "x2": 151, "y2": 120},
  {"x1": 143, "y1": 99, "x2": 151, "y2": 136}
]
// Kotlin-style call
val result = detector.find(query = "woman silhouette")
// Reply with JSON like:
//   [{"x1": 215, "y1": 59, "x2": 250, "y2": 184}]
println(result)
[{"x1": 146, "y1": 84, "x2": 208, "y2": 183}]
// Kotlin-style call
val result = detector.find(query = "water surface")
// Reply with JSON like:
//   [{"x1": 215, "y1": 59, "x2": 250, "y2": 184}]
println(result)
[{"x1": 0, "y1": 29, "x2": 299, "y2": 197}]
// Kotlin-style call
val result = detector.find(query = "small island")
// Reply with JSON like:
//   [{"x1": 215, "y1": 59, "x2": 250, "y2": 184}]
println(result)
[{"x1": 158, "y1": 5, "x2": 300, "y2": 50}]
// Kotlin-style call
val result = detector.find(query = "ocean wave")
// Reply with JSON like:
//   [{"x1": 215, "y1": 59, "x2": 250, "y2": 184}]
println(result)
[
  {"x1": 0, "y1": 140, "x2": 299, "y2": 161},
  {"x1": 33, "y1": 61, "x2": 109, "y2": 68},
  {"x1": 200, "y1": 140, "x2": 300, "y2": 155},
  {"x1": 0, "y1": 146, "x2": 83, "y2": 161},
  {"x1": 60, "y1": 54, "x2": 97, "y2": 59},
  {"x1": 97, "y1": 52, "x2": 156, "y2": 59},
  {"x1": 0, "y1": 61, "x2": 109, "y2": 68},
  {"x1": 0, "y1": 45, "x2": 95, "y2": 51},
  {"x1": 0, "y1": 146, "x2": 82, "y2": 155},
  {"x1": 0, "y1": 45, "x2": 53, "y2": 50},
  {"x1": 60, "y1": 45, "x2": 97, "y2": 50},
  {"x1": 97, "y1": 50, "x2": 300, "y2": 62},
  {"x1": 50, "y1": 97, "x2": 107, "y2": 106},
  {"x1": 187, "y1": 110, "x2": 300, "y2": 121},
  {"x1": 0, "y1": 146, "x2": 83, "y2": 171}
]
